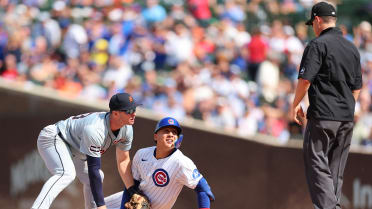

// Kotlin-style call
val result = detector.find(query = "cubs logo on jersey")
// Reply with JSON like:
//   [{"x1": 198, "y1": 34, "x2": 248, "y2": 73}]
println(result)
[
  {"x1": 192, "y1": 169, "x2": 200, "y2": 179},
  {"x1": 152, "y1": 169, "x2": 169, "y2": 187}
]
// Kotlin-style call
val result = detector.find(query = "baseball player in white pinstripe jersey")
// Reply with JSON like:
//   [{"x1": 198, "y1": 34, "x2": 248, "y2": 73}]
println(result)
[
  {"x1": 104, "y1": 117, "x2": 215, "y2": 209},
  {"x1": 31, "y1": 93, "x2": 140, "y2": 209}
]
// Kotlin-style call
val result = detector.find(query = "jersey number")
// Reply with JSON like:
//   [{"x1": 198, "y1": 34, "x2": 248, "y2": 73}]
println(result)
[{"x1": 72, "y1": 112, "x2": 93, "y2": 120}]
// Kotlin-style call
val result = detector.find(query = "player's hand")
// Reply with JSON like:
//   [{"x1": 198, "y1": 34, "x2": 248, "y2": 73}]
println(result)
[
  {"x1": 292, "y1": 104, "x2": 305, "y2": 125},
  {"x1": 128, "y1": 185, "x2": 145, "y2": 198},
  {"x1": 125, "y1": 193, "x2": 151, "y2": 209},
  {"x1": 97, "y1": 205, "x2": 107, "y2": 209}
]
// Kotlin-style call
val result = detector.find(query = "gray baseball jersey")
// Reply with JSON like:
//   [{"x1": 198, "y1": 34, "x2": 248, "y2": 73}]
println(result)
[
  {"x1": 56, "y1": 112, "x2": 133, "y2": 159},
  {"x1": 132, "y1": 146, "x2": 202, "y2": 209}
]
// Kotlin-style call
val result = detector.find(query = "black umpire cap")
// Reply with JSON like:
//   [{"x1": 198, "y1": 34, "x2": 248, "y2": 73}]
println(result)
[
  {"x1": 109, "y1": 93, "x2": 141, "y2": 111},
  {"x1": 305, "y1": 1, "x2": 337, "y2": 26}
]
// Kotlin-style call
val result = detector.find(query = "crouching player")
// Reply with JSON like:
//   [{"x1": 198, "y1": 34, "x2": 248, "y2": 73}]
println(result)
[{"x1": 105, "y1": 117, "x2": 215, "y2": 209}]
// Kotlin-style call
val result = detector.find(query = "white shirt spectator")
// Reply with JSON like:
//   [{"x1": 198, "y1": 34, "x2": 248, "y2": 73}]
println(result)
[
  {"x1": 230, "y1": 74, "x2": 250, "y2": 99},
  {"x1": 237, "y1": 100, "x2": 264, "y2": 136},
  {"x1": 269, "y1": 36, "x2": 286, "y2": 53},
  {"x1": 102, "y1": 57, "x2": 133, "y2": 89},
  {"x1": 237, "y1": 112, "x2": 258, "y2": 137},
  {"x1": 256, "y1": 55, "x2": 280, "y2": 103},
  {"x1": 80, "y1": 82, "x2": 107, "y2": 100},
  {"x1": 165, "y1": 27, "x2": 194, "y2": 65},
  {"x1": 210, "y1": 73, "x2": 233, "y2": 97},
  {"x1": 207, "y1": 98, "x2": 236, "y2": 131},
  {"x1": 43, "y1": 18, "x2": 62, "y2": 47}
]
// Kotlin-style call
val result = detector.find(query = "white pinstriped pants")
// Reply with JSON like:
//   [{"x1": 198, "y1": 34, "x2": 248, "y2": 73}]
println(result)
[{"x1": 31, "y1": 124, "x2": 104, "y2": 209}]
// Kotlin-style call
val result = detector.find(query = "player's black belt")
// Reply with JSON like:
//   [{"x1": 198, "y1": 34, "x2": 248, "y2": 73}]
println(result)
[
  {"x1": 58, "y1": 132, "x2": 66, "y2": 141},
  {"x1": 57, "y1": 131, "x2": 71, "y2": 148}
]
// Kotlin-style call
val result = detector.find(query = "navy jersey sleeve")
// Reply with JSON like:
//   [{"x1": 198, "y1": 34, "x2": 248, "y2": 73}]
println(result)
[{"x1": 298, "y1": 41, "x2": 323, "y2": 82}]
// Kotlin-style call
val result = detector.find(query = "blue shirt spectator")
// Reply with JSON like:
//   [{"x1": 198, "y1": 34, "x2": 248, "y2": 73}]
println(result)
[{"x1": 142, "y1": 0, "x2": 167, "y2": 24}]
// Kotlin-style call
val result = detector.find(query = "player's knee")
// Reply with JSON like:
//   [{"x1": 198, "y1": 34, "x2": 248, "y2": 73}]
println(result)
[
  {"x1": 99, "y1": 170, "x2": 104, "y2": 181},
  {"x1": 52, "y1": 168, "x2": 75, "y2": 185},
  {"x1": 63, "y1": 169, "x2": 76, "y2": 183}
]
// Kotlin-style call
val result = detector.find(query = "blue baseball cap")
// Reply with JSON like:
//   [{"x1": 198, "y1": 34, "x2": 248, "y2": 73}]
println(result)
[{"x1": 154, "y1": 117, "x2": 182, "y2": 136}]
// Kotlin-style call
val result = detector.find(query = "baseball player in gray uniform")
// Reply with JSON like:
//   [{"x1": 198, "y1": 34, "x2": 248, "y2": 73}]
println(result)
[{"x1": 31, "y1": 93, "x2": 140, "y2": 209}]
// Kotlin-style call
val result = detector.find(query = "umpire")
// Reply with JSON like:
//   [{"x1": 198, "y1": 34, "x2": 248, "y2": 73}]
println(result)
[{"x1": 291, "y1": 2, "x2": 362, "y2": 209}]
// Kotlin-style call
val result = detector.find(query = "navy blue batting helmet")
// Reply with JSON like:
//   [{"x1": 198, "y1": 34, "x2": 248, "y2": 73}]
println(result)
[{"x1": 154, "y1": 117, "x2": 182, "y2": 136}]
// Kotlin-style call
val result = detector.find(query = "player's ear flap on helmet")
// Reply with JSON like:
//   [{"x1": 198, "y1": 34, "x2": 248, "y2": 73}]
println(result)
[{"x1": 174, "y1": 134, "x2": 183, "y2": 149}]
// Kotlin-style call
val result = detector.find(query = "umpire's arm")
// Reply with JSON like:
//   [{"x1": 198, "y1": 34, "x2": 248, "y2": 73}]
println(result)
[
  {"x1": 116, "y1": 147, "x2": 135, "y2": 189},
  {"x1": 292, "y1": 78, "x2": 311, "y2": 125},
  {"x1": 352, "y1": 89, "x2": 361, "y2": 102}
]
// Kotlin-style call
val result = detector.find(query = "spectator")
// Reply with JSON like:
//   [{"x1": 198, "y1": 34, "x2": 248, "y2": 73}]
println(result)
[
  {"x1": 0, "y1": 1, "x2": 371, "y2": 146},
  {"x1": 187, "y1": 0, "x2": 212, "y2": 27},
  {"x1": 246, "y1": 27, "x2": 269, "y2": 81},
  {"x1": 256, "y1": 50, "x2": 281, "y2": 104},
  {"x1": 102, "y1": 55, "x2": 133, "y2": 91},
  {"x1": 1, "y1": 54, "x2": 18, "y2": 80},
  {"x1": 165, "y1": 23, "x2": 194, "y2": 66},
  {"x1": 142, "y1": 0, "x2": 167, "y2": 24},
  {"x1": 220, "y1": 0, "x2": 246, "y2": 23},
  {"x1": 208, "y1": 97, "x2": 236, "y2": 132},
  {"x1": 237, "y1": 98, "x2": 264, "y2": 137}
]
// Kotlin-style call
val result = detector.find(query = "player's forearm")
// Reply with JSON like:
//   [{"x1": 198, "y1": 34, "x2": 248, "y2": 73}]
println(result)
[
  {"x1": 352, "y1": 89, "x2": 361, "y2": 102},
  {"x1": 292, "y1": 78, "x2": 311, "y2": 107},
  {"x1": 116, "y1": 148, "x2": 135, "y2": 188},
  {"x1": 119, "y1": 160, "x2": 135, "y2": 188},
  {"x1": 97, "y1": 206, "x2": 107, "y2": 209}
]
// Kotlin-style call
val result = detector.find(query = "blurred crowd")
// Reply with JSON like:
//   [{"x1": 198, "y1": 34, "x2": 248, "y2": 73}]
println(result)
[{"x1": 1, "y1": 0, "x2": 372, "y2": 145}]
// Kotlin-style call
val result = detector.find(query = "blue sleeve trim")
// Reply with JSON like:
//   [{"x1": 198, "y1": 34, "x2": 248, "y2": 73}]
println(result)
[
  {"x1": 197, "y1": 191, "x2": 210, "y2": 208},
  {"x1": 195, "y1": 177, "x2": 215, "y2": 201},
  {"x1": 87, "y1": 155, "x2": 105, "y2": 207}
]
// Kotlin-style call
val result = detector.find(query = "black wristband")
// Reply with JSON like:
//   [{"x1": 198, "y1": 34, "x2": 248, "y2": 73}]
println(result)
[{"x1": 127, "y1": 185, "x2": 139, "y2": 197}]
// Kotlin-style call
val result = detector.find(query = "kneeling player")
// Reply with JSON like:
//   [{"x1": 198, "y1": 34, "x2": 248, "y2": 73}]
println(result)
[{"x1": 105, "y1": 117, "x2": 215, "y2": 209}]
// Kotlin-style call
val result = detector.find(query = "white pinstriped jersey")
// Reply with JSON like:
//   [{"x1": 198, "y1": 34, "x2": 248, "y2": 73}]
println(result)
[
  {"x1": 132, "y1": 146, "x2": 203, "y2": 209},
  {"x1": 56, "y1": 112, "x2": 133, "y2": 159}
]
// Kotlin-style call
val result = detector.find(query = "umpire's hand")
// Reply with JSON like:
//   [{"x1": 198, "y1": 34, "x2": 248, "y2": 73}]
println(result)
[{"x1": 292, "y1": 104, "x2": 305, "y2": 126}]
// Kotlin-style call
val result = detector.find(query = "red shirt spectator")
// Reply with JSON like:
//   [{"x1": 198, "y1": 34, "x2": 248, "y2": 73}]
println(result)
[
  {"x1": 188, "y1": 0, "x2": 212, "y2": 20},
  {"x1": 1, "y1": 54, "x2": 18, "y2": 80},
  {"x1": 247, "y1": 33, "x2": 268, "y2": 64},
  {"x1": 1, "y1": 68, "x2": 18, "y2": 79}
]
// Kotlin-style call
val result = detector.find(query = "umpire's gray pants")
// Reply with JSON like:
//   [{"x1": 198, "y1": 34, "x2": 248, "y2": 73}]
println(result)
[
  {"x1": 303, "y1": 119, "x2": 354, "y2": 209},
  {"x1": 31, "y1": 124, "x2": 104, "y2": 209}
]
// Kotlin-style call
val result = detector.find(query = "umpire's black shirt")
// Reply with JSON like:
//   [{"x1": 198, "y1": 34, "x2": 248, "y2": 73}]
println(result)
[{"x1": 298, "y1": 27, "x2": 362, "y2": 122}]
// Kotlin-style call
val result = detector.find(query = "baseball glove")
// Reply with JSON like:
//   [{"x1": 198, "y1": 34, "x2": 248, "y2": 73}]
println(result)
[{"x1": 125, "y1": 193, "x2": 151, "y2": 209}]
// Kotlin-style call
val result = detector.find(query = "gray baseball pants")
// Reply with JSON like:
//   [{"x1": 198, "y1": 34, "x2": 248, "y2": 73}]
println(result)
[
  {"x1": 31, "y1": 124, "x2": 105, "y2": 209},
  {"x1": 303, "y1": 118, "x2": 354, "y2": 209}
]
